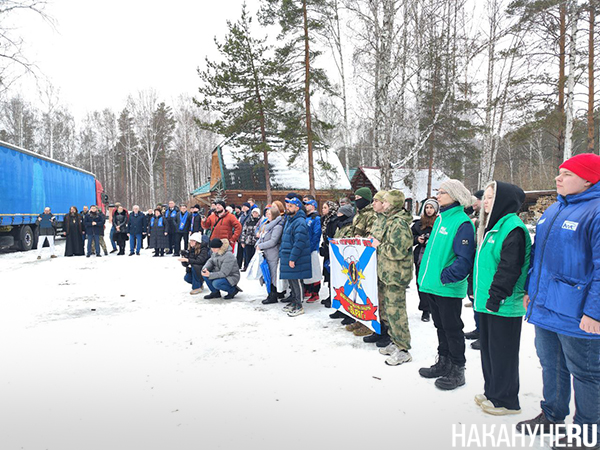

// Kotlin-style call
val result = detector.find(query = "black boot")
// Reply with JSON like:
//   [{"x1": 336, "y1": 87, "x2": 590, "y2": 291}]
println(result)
[
  {"x1": 277, "y1": 290, "x2": 286, "y2": 299},
  {"x1": 375, "y1": 323, "x2": 392, "y2": 347},
  {"x1": 464, "y1": 329, "x2": 479, "y2": 340},
  {"x1": 418, "y1": 355, "x2": 451, "y2": 379},
  {"x1": 224, "y1": 286, "x2": 242, "y2": 299},
  {"x1": 363, "y1": 333, "x2": 382, "y2": 343},
  {"x1": 516, "y1": 411, "x2": 565, "y2": 435},
  {"x1": 421, "y1": 311, "x2": 431, "y2": 322},
  {"x1": 262, "y1": 286, "x2": 278, "y2": 304},
  {"x1": 471, "y1": 339, "x2": 481, "y2": 350},
  {"x1": 434, "y1": 363, "x2": 465, "y2": 390},
  {"x1": 341, "y1": 317, "x2": 356, "y2": 326},
  {"x1": 329, "y1": 310, "x2": 345, "y2": 319},
  {"x1": 321, "y1": 296, "x2": 331, "y2": 308},
  {"x1": 204, "y1": 291, "x2": 221, "y2": 299}
]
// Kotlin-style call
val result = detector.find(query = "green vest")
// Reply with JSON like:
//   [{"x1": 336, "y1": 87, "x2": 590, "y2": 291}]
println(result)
[
  {"x1": 473, "y1": 214, "x2": 531, "y2": 317},
  {"x1": 418, "y1": 205, "x2": 474, "y2": 298}
]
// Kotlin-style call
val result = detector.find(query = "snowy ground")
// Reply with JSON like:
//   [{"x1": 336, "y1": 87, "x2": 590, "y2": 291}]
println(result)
[{"x1": 0, "y1": 240, "x2": 566, "y2": 450}]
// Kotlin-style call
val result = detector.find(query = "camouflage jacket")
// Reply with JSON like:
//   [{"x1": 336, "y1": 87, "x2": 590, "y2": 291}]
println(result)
[
  {"x1": 377, "y1": 206, "x2": 413, "y2": 287},
  {"x1": 352, "y1": 204, "x2": 377, "y2": 237},
  {"x1": 371, "y1": 212, "x2": 387, "y2": 242}
]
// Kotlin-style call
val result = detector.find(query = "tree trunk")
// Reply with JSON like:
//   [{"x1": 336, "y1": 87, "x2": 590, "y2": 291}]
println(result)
[
  {"x1": 557, "y1": 3, "x2": 567, "y2": 167},
  {"x1": 564, "y1": 2, "x2": 578, "y2": 161},
  {"x1": 302, "y1": 0, "x2": 316, "y2": 197},
  {"x1": 588, "y1": 0, "x2": 595, "y2": 153}
]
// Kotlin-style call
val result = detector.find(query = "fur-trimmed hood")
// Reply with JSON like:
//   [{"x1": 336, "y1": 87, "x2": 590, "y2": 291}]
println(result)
[{"x1": 215, "y1": 238, "x2": 231, "y2": 255}]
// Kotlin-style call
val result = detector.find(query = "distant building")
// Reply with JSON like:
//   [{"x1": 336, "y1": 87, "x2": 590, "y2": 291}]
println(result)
[
  {"x1": 350, "y1": 166, "x2": 450, "y2": 213},
  {"x1": 190, "y1": 137, "x2": 352, "y2": 207}
]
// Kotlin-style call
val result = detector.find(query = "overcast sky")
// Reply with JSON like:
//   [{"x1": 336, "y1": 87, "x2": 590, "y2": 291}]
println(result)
[{"x1": 17, "y1": 0, "x2": 262, "y2": 120}]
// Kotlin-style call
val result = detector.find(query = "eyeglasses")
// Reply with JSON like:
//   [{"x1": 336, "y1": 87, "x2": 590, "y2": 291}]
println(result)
[{"x1": 437, "y1": 190, "x2": 448, "y2": 196}]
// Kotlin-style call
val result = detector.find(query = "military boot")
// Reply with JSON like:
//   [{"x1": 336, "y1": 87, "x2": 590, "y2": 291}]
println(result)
[
  {"x1": 434, "y1": 363, "x2": 465, "y2": 390},
  {"x1": 418, "y1": 355, "x2": 451, "y2": 379}
]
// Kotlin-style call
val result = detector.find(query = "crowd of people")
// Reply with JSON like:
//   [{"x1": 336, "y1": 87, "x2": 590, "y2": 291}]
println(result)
[{"x1": 33, "y1": 154, "x2": 600, "y2": 449}]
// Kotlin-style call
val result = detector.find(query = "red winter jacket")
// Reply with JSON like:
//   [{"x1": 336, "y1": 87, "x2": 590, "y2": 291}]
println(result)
[{"x1": 202, "y1": 211, "x2": 242, "y2": 243}]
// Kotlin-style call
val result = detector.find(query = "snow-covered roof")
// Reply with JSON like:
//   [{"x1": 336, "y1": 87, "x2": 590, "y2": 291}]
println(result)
[
  {"x1": 219, "y1": 138, "x2": 351, "y2": 191},
  {"x1": 358, "y1": 167, "x2": 450, "y2": 201}
]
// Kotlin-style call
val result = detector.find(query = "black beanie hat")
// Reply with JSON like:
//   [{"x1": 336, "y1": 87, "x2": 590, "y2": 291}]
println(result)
[
  {"x1": 215, "y1": 200, "x2": 226, "y2": 209},
  {"x1": 209, "y1": 238, "x2": 223, "y2": 248}
]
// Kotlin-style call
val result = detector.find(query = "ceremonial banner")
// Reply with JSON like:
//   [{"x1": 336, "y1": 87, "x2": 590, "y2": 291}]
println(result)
[{"x1": 329, "y1": 238, "x2": 380, "y2": 333}]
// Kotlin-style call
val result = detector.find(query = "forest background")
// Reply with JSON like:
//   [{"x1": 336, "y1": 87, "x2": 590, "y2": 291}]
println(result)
[{"x1": 0, "y1": 0, "x2": 596, "y2": 207}]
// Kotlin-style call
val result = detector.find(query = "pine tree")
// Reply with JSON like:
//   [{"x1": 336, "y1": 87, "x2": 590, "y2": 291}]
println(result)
[
  {"x1": 259, "y1": 0, "x2": 333, "y2": 197},
  {"x1": 196, "y1": 3, "x2": 282, "y2": 203}
]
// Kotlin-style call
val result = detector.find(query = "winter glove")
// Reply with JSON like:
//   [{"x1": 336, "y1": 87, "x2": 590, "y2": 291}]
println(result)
[{"x1": 485, "y1": 299, "x2": 501, "y2": 313}]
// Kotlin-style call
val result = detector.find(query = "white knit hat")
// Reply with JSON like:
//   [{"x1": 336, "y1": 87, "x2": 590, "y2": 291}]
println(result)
[
  {"x1": 189, "y1": 232, "x2": 203, "y2": 243},
  {"x1": 439, "y1": 179, "x2": 474, "y2": 207}
]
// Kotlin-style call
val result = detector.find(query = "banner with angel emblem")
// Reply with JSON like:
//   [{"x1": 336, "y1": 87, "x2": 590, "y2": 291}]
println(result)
[{"x1": 329, "y1": 238, "x2": 380, "y2": 333}]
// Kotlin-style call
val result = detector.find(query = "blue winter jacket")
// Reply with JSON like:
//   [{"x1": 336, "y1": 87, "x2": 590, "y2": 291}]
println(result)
[
  {"x1": 279, "y1": 210, "x2": 312, "y2": 280},
  {"x1": 525, "y1": 182, "x2": 600, "y2": 339},
  {"x1": 128, "y1": 212, "x2": 147, "y2": 235},
  {"x1": 306, "y1": 212, "x2": 322, "y2": 252}
]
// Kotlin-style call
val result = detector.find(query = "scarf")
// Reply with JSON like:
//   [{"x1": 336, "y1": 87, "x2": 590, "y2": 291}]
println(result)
[
  {"x1": 178, "y1": 212, "x2": 189, "y2": 231},
  {"x1": 321, "y1": 201, "x2": 339, "y2": 236},
  {"x1": 151, "y1": 216, "x2": 163, "y2": 228}
]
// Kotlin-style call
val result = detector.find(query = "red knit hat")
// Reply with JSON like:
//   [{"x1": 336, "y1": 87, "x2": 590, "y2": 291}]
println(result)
[{"x1": 559, "y1": 153, "x2": 600, "y2": 184}]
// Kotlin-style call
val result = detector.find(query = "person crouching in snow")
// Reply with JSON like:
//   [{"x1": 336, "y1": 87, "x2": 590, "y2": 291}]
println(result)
[
  {"x1": 372, "y1": 190, "x2": 414, "y2": 366},
  {"x1": 418, "y1": 179, "x2": 476, "y2": 390},
  {"x1": 202, "y1": 239, "x2": 242, "y2": 299},
  {"x1": 516, "y1": 153, "x2": 600, "y2": 448},
  {"x1": 180, "y1": 232, "x2": 210, "y2": 295},
  {"x1": 473, "y1": 181, "x2": 531, "y2": 416},
  {"x1": 279, "y1": 197, "x2": 312, "y2": 317}
]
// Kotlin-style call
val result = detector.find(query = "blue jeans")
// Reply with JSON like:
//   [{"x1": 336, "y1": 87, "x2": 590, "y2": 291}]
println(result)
[
  {"x1": 129, "y1": 233, "x2": 143, "y2": 254},
  {"x1": 87, "y1": 234, "x2": 100, "y2": 256},
  {"x1": 535, "y1": 326, "x2": 600, "y2": 442},
  {"x1": 203, "y1": 276, "x2": 235, "y2": 295},
  {"x1": 184, "y1": 269, "x2": 203, "y2": 290},
  {"x1": 110, "y1": 227, "x2": 117, "y2": 251}
]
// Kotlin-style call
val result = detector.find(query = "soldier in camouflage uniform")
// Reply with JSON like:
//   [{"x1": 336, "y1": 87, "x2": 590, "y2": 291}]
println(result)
[
  {"x1": 373, "y1": 190, "x2": 414, "y2": 366},
  {"x1": 345, "y1": 187, "x2": 380, "y2": 336},
  {"x1": 351, "y1": 187, "x2": 377, "y2": 238},
  {"x1": 363, "y1": 190, "x2": 391, "y2": 345}
]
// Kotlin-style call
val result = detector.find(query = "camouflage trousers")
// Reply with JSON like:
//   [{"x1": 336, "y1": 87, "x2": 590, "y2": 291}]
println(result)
[
  {"x1": 90, "y1": 236, "x2": 108, "y2": 255},
  {"x1": 378, "y1": 279, "x2": 411, "y2": 351}
]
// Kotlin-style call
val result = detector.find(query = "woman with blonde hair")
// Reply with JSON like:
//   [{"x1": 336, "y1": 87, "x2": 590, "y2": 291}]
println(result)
[
  {"x1": 256, "y1": 204, "x2": 285, "y2": 304},
  {"x1": 473, "y1": 181, "x2": 530, "y2": 415}
]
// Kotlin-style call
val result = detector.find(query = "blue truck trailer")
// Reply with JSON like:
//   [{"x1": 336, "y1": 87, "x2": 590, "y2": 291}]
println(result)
[{"x1": 0, "y1": 141, "x2": 107, "y2": 251}]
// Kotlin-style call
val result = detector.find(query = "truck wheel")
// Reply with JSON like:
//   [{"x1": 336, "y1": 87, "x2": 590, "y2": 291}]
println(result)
[{"x1": 18, "y1": 226, "x2": 34, "y2": 251}]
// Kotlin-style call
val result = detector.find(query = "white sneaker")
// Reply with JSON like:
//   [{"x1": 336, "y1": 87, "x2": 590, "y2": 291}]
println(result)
[
  {"x1": 379, "y1": 343, "x2": 397, "y2": 356},
  {"x1": 287, "y1": 307, "x2": 304, "y2": 317},
  {"x1": 282, "y1": 304, "x2": 294, "y2": 313},
  {"x1": 480, "y1": 400, "x2": 521, "y2": 416},
  {"x1": 385, "y1": 349, "x2": 412, "y2": 366},
  {"x1": 474, "y1": 394, "x2": 487, "y2": 406}
]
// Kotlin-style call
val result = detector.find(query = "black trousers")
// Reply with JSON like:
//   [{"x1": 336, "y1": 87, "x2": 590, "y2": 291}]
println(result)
[
  {"x1": 424, "y1": 292, "x2": 465, "y2": 366},
  {"x1": 244, "y1": 244, "x2": 256, "y2": 268},
  {"x1": 175, "y1": 232, "x2": 188, "y2": 255},
  {"x1": 237, "y1": 244, "x2": 245, "y2": 268},
  {"x1": 480, "y1": 313, "x2": 522, "y2": 410},
  {"x1": 414, "y1": 263, "x2": 430, "y2": 312},
  {"x1": 168, "y1": 231, "x2": 176, "y2": 252}
]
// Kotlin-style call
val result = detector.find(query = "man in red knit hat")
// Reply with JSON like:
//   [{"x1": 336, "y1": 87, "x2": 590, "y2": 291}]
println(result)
[{"x1": 517, "y1": 153, "x2": 600, "y2": 449}]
